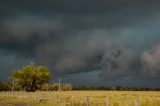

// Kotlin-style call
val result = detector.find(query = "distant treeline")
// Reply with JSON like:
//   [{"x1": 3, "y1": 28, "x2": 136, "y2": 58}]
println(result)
[
  {"x1": 1, "y1": 81, "x2": 160, "y2": 91},
  {"x1": 73, "y1": 86, "x2": 160, "y2": 91},
  {"x1": 0, "y1": 81, "x2": 72, "y2": 91}
]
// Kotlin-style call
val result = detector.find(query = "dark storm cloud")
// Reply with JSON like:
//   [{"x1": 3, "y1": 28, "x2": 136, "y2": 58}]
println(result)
[
  {"x1": 141, "y1": 44, "x2": 160, "y2": 78},
  {"x1": 1, "y1": 0, "x2": 160, "y2": 13},
  {"x1": 0, "y1": 0, "x2": 160, "y2": 82}
]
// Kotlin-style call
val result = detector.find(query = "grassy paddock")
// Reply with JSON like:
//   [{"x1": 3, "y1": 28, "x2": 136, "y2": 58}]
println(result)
[{"x1": 0, "y1": 91, "x2": 160, "y2": 106}]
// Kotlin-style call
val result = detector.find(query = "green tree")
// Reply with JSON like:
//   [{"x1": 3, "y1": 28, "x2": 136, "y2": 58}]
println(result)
[
  {"x1": 0, "y1": 81, "x2": 12, "y2": 91},
  {"x1": 12, "y1": 63, "x2": 51, "y2": 92}
]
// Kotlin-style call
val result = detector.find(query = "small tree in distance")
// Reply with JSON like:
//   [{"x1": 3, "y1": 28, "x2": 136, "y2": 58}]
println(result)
[
  {"x1": 12, "y1": 63, "x2": 51, "y2": 92},
  {"x1": 62, "y1": 83, "x2": 72, "y2": 91},
  {"x1": 48, "y1": 83, "x2": 72, "y2": 91}
]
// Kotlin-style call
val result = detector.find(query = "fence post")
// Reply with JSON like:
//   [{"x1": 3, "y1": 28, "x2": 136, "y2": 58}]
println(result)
[
  {"x1": 134, "y1": 99, "x2": 138, "y2": 106},
  {"x1": 57, "y1": 94, "x2": 61, "y2": 103},
  {"x1": 71, "y1": 95, "x2": 74, "y2": 106},
  {"x1": 34, "y1": 92, "x2": 37, "y2": 100},
  {"x1": 106, "y1": 96, "x2": 109, "y2": 106},
  {"x1": 86, "y1": 96, "x2": 89, "y2": 106},
  {"x1": 49, "y1": 94, "x2": 51, "y2": 102}
]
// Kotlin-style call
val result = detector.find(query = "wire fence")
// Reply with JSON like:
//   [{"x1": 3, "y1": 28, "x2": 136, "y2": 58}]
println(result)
[{"x1": 0, "y1": 91, "x2": 160, "y2": 106}]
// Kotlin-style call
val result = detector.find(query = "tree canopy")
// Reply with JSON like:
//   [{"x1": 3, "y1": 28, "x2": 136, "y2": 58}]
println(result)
[{"x1": 12, "y1": 63, "x2": 51, "y2": 92}]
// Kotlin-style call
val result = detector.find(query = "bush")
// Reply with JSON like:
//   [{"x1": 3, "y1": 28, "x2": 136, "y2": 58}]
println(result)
[
  {"x1": 49, "y1": 83, "x2": 72, "y2": 91},
  {"x1": 62, "y1": 83, "x2": 72, "y2": 91},
  {"x1": 40, "y1": 83, "x2": 49, "y2": 91},
  {"x1": 0, "y1": 81, "x2": 12, "y2": 91},
  {"x1": 49, "y1": 83, "x2": 59, "y2": 91}
]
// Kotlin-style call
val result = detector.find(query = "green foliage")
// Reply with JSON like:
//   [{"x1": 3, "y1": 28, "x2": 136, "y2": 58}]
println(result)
[
  {"x1": 12, "y1": 63, "x2": 51, "y2": 92},
  {"x1": 0, "y1": 81, "x2": 12, "y2": 91},
  {"x1": 40, "y1": 83, "x2": 49, "y2": 91},
  {"x1": 49, "y1": 83, "x2": 59, "y2": 91},
  {"x1": 48, "y1": 83, "x2": 72, "y2": 91},
  {"x1": 62, "y1": 83, "x2": 72, "y2": 91}
]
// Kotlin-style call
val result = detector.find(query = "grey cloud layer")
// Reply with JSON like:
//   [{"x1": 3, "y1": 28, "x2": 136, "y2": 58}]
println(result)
[
  {"x1": 0, "y1": 0, "x2": 160, "y2": 80},
  {"x1": 141, "y1": 44, "x2": 160, "y2": 78}
]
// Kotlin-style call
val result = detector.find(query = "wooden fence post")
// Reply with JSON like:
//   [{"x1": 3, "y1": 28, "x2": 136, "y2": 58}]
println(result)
[
  {"x1": 106, "y1": 96, "x2": 109, "y2": 106},
  {"x1": 134, "y1": 99, "x2": 138, "y2": 106},
  {"x1": 49, "y1": 94, "x2": 51, "y2": 102},
  {"x1": 71, "y1": 95, "x2": 74, "y2": 106},
  {"x1": 86, "y1": 96, "x2": 89, "y2": 106},
  {"x1": 57, "y1": 94, "x2": 61, "y2": 103},
  {"x1": 34, "y1": 92, "x2": 37, "y2": 100}
]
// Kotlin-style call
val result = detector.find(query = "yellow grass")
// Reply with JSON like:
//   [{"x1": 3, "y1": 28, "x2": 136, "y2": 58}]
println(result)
[{"x1": 0, "y1": 91, "x2": 160, "y2": 106}]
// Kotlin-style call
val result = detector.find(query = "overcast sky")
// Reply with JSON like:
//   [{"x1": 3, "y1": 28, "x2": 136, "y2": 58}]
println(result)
[{"x1": 0, "y1": 0, "x2": 160, "y2": 87}]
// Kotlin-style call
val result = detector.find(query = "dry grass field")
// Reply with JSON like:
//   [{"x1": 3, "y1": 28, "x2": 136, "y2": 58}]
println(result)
[{"x1": 0, "y1": 91, "x2": 160, "y2": 106}]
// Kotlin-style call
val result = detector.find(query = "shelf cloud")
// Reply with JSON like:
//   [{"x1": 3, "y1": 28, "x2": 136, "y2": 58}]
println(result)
[{"x1": 0, "y1": 0, "x2": 160, "y2": 84}]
